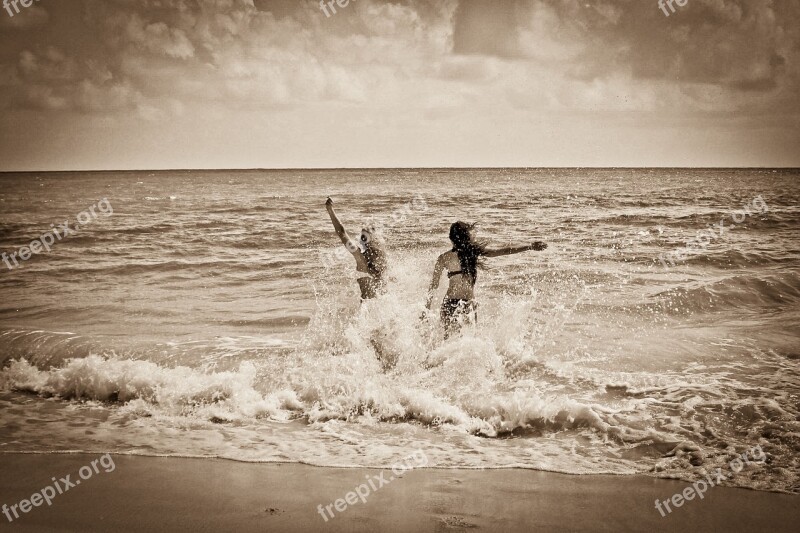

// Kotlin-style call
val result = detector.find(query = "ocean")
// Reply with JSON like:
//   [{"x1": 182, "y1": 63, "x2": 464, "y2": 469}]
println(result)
[{"x1": 0, "y1": 168, "x2": 798, "y2": 493}]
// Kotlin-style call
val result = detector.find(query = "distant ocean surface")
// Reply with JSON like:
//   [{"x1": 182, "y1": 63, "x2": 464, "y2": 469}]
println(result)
[{"x1": 1, "y1": 169, "x2": 798, "y2": 493}]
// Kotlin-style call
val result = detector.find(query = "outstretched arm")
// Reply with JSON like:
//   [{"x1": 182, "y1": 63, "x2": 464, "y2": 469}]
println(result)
[
  {"x1": 325, "y1": 197, "x2": 354, "y2": 246},
  {"x1": 326, "y1": 197, "x2": 368, "y2": 271},
  {"x1": 484, "y1": 242, "x2": 547, "y2": 258},
  {"x1": 425, "y1": 254, "x2": 446, "y2": 310}
]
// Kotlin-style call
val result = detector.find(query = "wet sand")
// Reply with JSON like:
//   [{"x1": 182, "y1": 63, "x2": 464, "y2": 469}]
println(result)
[{"x1": 0, "y1": 454, "x2": 797, "y2": 532}]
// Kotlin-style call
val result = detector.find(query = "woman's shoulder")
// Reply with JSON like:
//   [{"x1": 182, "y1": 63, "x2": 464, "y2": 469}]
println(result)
[{"x1": 438, "y1": 250, "x2": 458, "y2": 266}]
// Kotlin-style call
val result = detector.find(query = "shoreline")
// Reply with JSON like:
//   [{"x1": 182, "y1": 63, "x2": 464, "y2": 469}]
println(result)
[
  {"x1": 0, "y1": 449, "x2": 793, "y2": 495},
  {"x1": 0, "y1": 453, "x2": 797, "y2": 532},
  {"x1": 3, "y1": 448, "x2": 794, "y2": 493}
]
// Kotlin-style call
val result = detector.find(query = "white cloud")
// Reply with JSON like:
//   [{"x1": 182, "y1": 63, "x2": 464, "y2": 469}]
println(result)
[{"x1": 0, "y1": 0, "x2": 797, "y2": 169}]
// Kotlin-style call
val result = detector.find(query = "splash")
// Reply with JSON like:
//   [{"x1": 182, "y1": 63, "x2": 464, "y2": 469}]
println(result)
[{"x1": 0, "y1": 254, "x2": 798, "y2": 492}]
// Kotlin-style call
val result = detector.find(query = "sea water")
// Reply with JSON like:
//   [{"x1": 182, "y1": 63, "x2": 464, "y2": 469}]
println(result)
[{"x1": 0, "y1": 169, "x2": 798, "y2": 493}]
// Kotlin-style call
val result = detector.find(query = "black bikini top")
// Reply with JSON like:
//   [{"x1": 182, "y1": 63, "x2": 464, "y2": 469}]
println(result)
[{"x1": 447, "y1": 270, "x2": 463, "y2": 279}]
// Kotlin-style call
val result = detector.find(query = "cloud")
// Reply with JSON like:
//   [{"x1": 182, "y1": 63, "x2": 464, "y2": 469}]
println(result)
[
  {"x1": 125, "y1": 17, "x2": 196, "y2": 59},
  {"x1": 446, "y1": 0, "x2": 800, "y2": 122},
  {"x1": 452, "y1": 0, "x2": 799, "y2": 92},
  {"x1": 0, "y1": 0, "x2": 797, "y2": 169},
  {"x1": 48, "y1": 0, "x2": 451, "y2": 113},
  {"x1": 4, "y1": 46, "x2": 141, "y2": 112},
  {"x1": 1, "y1": 0, "x2": 798, "y2": 118}
]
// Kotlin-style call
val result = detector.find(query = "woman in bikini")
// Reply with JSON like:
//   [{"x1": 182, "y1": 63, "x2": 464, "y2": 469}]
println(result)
[
  {"x1": 325, "y1": 197, "x2": 388, "y2": 300},
  {"x1": 425, "y1": 221, "x2": 547, "y2": 337}
]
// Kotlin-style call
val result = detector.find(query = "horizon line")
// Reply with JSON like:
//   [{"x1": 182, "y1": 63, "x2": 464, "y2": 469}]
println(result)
[{"x1": 1, "y1": 166, "x2": 798, "y2": 174}]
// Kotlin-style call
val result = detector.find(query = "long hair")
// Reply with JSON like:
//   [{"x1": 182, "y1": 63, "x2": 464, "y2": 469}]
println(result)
[
  {"x1": 361, "y1": 228, "x2": 387, "y2": 281},
  {"x1": 449, "y1": 221, "x2": 486, "y2": 285}
]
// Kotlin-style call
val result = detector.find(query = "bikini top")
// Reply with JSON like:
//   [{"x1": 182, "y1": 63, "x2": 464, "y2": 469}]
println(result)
[{"x1": 448, "y1": 269, "x2": 476, "y2": 286}]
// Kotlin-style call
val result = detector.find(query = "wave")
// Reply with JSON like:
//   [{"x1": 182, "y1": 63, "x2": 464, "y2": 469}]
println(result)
[
  {"x1": 1, "y1": 204, "x2": 798, "y2": 492},
  {"x1": 672, "y1": 249, "x2": 796, "y2": 268},
  {"x1": 650, "y1": 272, "x2": 800, "y2": 314},
  {"x1": 218, "y1": 316, "x2": 310, "y2": 328},
  {"x1": 0, "y1": 354, "x2": 669, "y2": 443},
  {"x1": 2, "y1": 345, "x2": 797, "y2": 493},
  {"x1": 0, "y1": 356, "x2": 301, "y2": 421},
  {"x1": 0, "y1": 330, "x2": 100, "y2": 369},
  {"x1": 112, "y1": 224, "x2": 179, "y2": 235},
  {"x1": 46, "y1": 258, "x2": 302, "y2": 277},
  {"x1": 0, "y1": 296, "x2": 797, "y2": 492},
  {"x1": 590, "y1": 213, "x2": 789, "y2": 232}
]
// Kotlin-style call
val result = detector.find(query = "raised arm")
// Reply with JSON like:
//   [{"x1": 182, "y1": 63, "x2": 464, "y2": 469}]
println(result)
[
  {"x1": 326, "y1": 197, "x2": 354, "y2": 246},
  {"x1": 425, "y1": 254, "x2": 446, "y2": 310},
  {"x1": 326, "y1": 197, "x2": 369, "y2": 271},
  {"x1": 483, "y1": 242, "x2": 547, "y2": 258}
]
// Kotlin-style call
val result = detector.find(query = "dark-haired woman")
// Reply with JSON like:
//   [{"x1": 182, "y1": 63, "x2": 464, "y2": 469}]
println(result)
[
  {"x1": 326, "y1": 197, "x2": 388, "y2": 300},
  {"x1": 425, "y1": 221, "x2": 547, "y2": 336}
]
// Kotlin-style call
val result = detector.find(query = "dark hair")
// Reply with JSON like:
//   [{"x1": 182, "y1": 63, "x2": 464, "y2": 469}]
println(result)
[
  {"x1": 363, "y1": 235, "x2": 387, "y2": 281},
  {"x1": 449, "y1": 221, "x2": 486, "y2": 285}
]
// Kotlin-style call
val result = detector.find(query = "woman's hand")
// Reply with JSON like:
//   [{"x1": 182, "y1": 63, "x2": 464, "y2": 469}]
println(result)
[
  {"x1": 325, "y1": 197, "x2": 334, "y2": 209},
  {"x1": 531, "y1": 241, "x2": 547, "y2": 251}
]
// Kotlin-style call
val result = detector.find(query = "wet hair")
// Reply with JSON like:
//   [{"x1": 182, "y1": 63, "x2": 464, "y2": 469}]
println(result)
[
  {"x1": 449, "y1": 221, "x2": 486, "y2": 285},
  {"x1": 361, "y1": 228, "x2": 387, "y2": 281}
]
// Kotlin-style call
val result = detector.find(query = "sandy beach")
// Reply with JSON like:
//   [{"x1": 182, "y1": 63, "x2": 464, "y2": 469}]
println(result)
[{"x1": 0, "y1": 454, "x2": 797, "y2": 532}]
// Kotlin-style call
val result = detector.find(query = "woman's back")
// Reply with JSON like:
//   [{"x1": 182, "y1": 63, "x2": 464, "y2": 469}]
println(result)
[
  {"x1": 441, "y1": 250, "x2": 475, "y2": 300},
  {"x1": 426, "y1": 220, "x2": 547, "y2": 337}
]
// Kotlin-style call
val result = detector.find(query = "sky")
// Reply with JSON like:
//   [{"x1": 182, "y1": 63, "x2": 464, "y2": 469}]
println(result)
[{"x1": 0, "y1": 0, "x2": 798, "y2": 170}]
